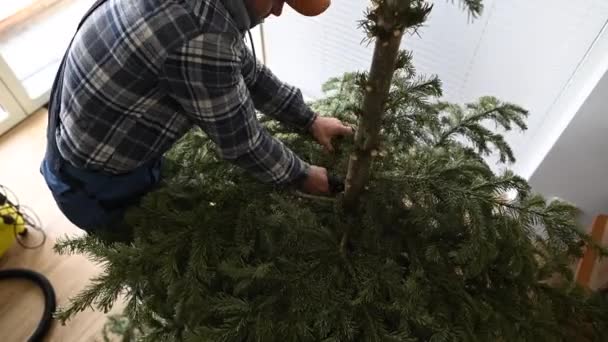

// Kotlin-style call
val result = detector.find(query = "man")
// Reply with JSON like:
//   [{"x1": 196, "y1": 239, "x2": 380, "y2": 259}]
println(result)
[{"x1": 42, "y1": 0, "x2": 351, "y2": 232}]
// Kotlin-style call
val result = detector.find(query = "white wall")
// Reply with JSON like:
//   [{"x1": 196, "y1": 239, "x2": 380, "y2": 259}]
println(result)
[
  {"x1": 529, "y1": 67, "x2": 608, "y2": 227},
  {"x1": 262, "y1": 0, "x2": 608, "y2": 176},
  {"x1": 461, "y1": 0, "x2": 608, "y2": 177}
]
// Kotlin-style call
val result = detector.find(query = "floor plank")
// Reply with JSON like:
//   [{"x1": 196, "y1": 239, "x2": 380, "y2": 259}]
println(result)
[{"x1": 0, "y1": 110, "x2": 123, "y2": 342}]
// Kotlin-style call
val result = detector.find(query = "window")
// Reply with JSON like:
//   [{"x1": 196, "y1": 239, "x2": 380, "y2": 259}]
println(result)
[
  {"x1": 0, "y1": 0, "x2": 92, "y2": 115},
  {"x1": 0, "y1": 0, "x2": 64, "y2": 34},
  {"x1": 0, "y1": 104, "x2": 8, "y2": 122},
  {"x1": 0, "y1": 0, "x2": 91, "y2": 134}
]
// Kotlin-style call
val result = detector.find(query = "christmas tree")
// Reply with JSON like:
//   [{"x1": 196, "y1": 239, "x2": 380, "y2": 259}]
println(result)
[{"x1": 55, "y1": 1, "x2": 608, "y2": 341}]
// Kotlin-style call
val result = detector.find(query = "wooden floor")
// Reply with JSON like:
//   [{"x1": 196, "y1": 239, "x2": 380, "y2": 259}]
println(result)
[{"x1": 0, "y1": 110, "x2": 123, "y2": 342}]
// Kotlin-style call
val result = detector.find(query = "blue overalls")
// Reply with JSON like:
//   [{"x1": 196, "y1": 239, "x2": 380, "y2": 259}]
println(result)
[{"x1": 41, "y1": 0, "x2": 161, "y2": 232}]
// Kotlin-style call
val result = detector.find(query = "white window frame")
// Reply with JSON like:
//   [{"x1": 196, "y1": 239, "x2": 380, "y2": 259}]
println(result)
[{"x1": 0, "y1": 55, "x2": 50, "y2": 115}]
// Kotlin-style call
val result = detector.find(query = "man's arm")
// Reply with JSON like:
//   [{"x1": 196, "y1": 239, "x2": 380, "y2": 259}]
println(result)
[
  {"x1": 163, "y1": 33, "x2": 311, "y2": 185},
  {"x1": 241, "y1": 46, "x2": 353, "y2": 152},
  {"x1": 241, "y1": 44, "x2": 317, "y2": 132}
]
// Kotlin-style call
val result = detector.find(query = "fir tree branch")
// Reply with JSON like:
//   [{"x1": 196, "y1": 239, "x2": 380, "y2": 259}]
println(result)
[
  {"x1": 53, "y1": 0, "x2": 608, "y2": 338},
  {"x1": 437, "y1": 105, "x2": 508, "y2": 146},
  {"x1": 387, "y1": 76, "x2": 443, "y2": 113},
  {"x1": 362, "y1": 304, "x2": 381, "y2": 341},
  {"x1": 295, "y1": 191, "x2": 337, "y2": 203},
  {"x1": 434, "y1": 98, "x2": 528, "y2": 163},
  {"x1": 451, "y1": 0, "x2": 484, "y2": 18},
  {"x1": 340, "y1": 231, "x2": 350, "y2": 257}
]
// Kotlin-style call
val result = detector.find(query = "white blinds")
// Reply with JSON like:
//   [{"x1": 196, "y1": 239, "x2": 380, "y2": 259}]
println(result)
[
  {"x1": 261, "y1": 0, "x2": 608, "y2": 173},
  {"x1": 262, "y1": 0, "x2": 370, "y2": 99},
  {"x1": 262, "y1": 0, "x2": 496, "y2": 101}
]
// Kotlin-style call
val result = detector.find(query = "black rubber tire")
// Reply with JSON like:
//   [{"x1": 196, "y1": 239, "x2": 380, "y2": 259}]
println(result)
[{"x1": 0, "y1": 269, "x2": 56, "y2": 342}]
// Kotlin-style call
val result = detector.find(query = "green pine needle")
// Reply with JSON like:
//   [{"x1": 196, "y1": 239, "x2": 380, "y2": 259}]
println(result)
[{"x1": 54, "y1": 0, "x2": 608, "y2": 340}]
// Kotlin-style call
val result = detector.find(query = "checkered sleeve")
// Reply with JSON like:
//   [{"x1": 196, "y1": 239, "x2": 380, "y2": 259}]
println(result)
[
  {"x1": 163, "y1": 33, "x2": 309, "y2": 184},
  {"x1": 241, "y1": 46, "x2": 317, "y2": 132}
]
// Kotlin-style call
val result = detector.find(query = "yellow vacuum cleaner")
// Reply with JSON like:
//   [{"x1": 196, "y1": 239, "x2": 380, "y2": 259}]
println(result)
[
  {"x1": 0, "y1": 185, "x2": 55, "y2": 342},
  {"x1": 0, "y1": 185, "x2": 45, "y2": 256},
  {"x1": 0, "y1": 200, "x2": 27, "y2": 257},
  {"x1": 0, "y1": 185, "x2": 47, "y2": 254}
]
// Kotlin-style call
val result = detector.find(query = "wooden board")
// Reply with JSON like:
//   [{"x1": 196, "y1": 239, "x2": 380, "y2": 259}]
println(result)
[{"x1": 576, "y1": 214, "x2": 608, "y2": 290}]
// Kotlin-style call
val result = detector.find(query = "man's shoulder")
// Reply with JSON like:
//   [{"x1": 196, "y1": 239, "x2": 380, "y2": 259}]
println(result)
[
  {"x1": 72, "y1": 0, "x2": 240, "y2": 68},
  {"x1": 85, "y1": 0, "x2": 239, "y2": 48},
  {"x1": 132, "y1": 0, "x2": 239, "y2": 34},
  {"x1": 180, "y1": 0, "x2": 240, "y2": 34},
  {"x1": 122, "y1": 0, "x2": 240, "y2": 42},
  {"x1": 123, "y1": 0, "x2": 240, "y2": 38}
]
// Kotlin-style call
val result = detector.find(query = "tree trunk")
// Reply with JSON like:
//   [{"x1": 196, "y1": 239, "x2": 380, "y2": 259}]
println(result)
[{"x1": 343, "y1": 25, "x2": 405, "y2": 210}]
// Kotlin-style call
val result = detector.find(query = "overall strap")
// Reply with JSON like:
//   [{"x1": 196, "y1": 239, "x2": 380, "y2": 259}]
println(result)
[{"x1": 47, "y1": 0, "x2": 109, "y2": 143}]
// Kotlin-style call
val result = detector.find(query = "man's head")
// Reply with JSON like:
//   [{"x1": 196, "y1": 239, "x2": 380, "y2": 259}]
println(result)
[{"x1": 247, "y1": 0, "x2": 331, "y2": 18}]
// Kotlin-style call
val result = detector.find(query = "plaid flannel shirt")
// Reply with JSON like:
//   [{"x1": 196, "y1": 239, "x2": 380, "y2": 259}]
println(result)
[{"x1": 55, "y1": 0, "x2": 316, "y2": 184}]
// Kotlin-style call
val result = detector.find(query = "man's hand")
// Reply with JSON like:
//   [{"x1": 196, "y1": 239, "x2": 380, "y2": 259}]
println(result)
[
  {"x1": 310, "y1": 116, "x2": 353, "y2": 152},
  {"x1": 301, "y1": 165, "x2": 329, "y2": 194}
]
